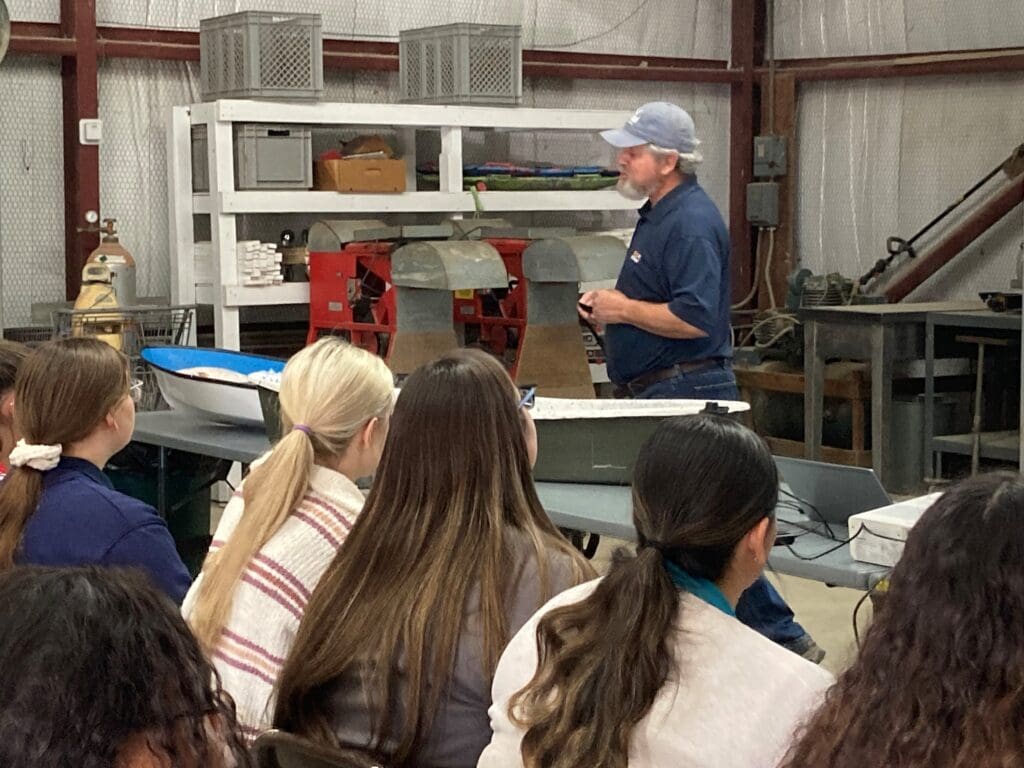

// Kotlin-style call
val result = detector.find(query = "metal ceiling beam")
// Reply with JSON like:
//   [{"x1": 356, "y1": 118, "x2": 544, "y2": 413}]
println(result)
[
  {"x1": 762, "y1": 47, "x2": 1024, "y2": 81},
  {"x1": 10, "y1": 21, "x2": 740, "y2": 83}
]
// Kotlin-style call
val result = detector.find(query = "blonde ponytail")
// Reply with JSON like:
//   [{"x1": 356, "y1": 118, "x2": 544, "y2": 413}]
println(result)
[{"x1": 188, "y1": 338, "x2": 394, "y2": 651}]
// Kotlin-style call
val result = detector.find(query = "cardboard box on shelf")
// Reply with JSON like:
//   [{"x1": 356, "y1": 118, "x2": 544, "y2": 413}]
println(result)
[{"x1": 315, "y1": 158, "x2": 407, "y2": 193}]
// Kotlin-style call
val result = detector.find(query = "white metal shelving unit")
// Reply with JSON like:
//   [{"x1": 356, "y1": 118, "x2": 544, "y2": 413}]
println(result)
[{"x1": 167, "y1": 99, "x2": 635, "y2": 349}]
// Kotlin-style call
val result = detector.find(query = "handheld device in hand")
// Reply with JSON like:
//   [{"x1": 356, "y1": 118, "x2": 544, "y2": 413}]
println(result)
[{"x1": 578, "y1": 301, "x2": 593, "y2": 313}]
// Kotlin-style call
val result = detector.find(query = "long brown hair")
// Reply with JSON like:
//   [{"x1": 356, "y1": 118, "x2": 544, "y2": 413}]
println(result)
[
  {"x1": 0, "y1": 340, "x2": 30, "y2": 464},
  {"x1": 273, "y1": 349, "x2": 591, "y2": 762},
  {"x1": 509, "y1": 415, "x2": 778, "y2": 768},
  {"x1": 0, "y1": 338, "x2": 129, "y2": 568},
  {"x1": 0, "y1": 340, "x2": 29, "y2": 394},
  {"x1": 780, "y1": 472, "x2": 1024, "y2": 768},
  {"x1": 187, "y1": 337, "x2": 394, "y2": 652}
]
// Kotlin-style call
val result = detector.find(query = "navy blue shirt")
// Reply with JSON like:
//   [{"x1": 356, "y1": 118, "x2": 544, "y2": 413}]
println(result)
[
  {"x1": 17, "y1": 456, "x2": 192, "y2": 604},
  {"x1": 604, "y1": 176, "x2": 732, "y2": 386}
]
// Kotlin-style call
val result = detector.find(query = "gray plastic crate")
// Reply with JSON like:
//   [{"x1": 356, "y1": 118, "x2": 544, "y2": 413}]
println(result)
[
  {"x1": 200, "y1": 11, "x2": 324, "y2": 101},
  {"x1": 191, "y1": 123, "x2": 313, "y2": 191},
  {"x1": 400, "y1": 23, "x2": 522, "y2": 106}
]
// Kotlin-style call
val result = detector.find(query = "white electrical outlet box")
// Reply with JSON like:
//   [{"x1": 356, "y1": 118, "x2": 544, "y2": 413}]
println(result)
[
  {"x1": 79, "y1": 118, "x2": 103, "y2": 145},
  {"x1": 848, "y1": 492, "x2": 943, "y2": 567}
]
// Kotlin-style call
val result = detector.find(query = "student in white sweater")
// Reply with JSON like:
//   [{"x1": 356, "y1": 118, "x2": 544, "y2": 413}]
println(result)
[
  {"x1": 182, "y1": 337, "x2": 394, "y2": 742},
  {"x1": 479, "y1": 415, "x2": 834, "y2": 768}
]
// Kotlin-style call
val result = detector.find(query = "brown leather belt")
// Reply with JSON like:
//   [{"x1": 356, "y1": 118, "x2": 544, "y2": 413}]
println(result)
[{"x1": 614, "y1": 359, "x2": 717, "y2": 399}]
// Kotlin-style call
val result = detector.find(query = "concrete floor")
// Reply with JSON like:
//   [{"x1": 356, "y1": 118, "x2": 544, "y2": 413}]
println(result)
[{"x1": 590, "y1": 537, "x2": 868, "y2": 676}]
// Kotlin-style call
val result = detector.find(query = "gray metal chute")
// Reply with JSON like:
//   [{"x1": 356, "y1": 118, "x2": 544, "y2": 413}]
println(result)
[
  {"x1": 522, "y1": 235, "x2": 625, "y2": 284},
  {"x1": 391, "y1": 241, "x2": 508, "y2": 290}
]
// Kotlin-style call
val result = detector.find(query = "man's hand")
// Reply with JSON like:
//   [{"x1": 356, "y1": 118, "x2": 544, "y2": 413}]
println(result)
[
  {"x1": 578, "y1": 289, "x2": 633, "y2": 325},
  {"x1": 579, "y1": 289, "x2": 709, "y2": 340}
]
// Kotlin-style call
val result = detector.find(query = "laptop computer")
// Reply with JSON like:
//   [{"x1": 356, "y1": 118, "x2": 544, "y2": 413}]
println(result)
[{"x1": 774, "y1": 456, "x2": 892, "y2": 526}]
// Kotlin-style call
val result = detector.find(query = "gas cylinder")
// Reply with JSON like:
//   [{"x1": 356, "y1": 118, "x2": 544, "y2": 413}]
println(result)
[
  {"x1": 72, "y1": 262, "x2": 125, "y2": 351},
  {"x1": 87, "y1": 218, "x2": 137, "y2": 307}
]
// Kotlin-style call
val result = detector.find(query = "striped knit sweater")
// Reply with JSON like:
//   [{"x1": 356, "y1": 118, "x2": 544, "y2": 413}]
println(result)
[{"x1": 182, "y1": 465, "x2": 364, "y2": 743}]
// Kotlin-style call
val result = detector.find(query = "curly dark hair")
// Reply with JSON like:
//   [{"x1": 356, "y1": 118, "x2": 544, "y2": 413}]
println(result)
[
  {"x1": 0, "y1": 566, "x2": 252, "y2": 768},
  {"x1": 780, "y1": 472, "x2": 1024, "y2": 768}
]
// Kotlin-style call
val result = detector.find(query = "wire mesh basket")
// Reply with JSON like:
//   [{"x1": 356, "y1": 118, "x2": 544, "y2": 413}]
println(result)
[
  {"x1": 3, "y1": 326, "x2": 56, "y2": 347},
  {"x1": 200, "y1": 11, "x2": 324, "y2": 101},
  {"x1": 51, "y1": 305, "x2": 196, "y2": 412},
  {"x1": 400, "y1": 23, "x2": 522, "y2": 105}
]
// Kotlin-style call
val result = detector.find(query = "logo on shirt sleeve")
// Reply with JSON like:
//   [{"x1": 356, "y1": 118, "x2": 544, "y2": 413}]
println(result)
[{"x1": 629, "y1": 250, "x2": 643, "y2": 263}]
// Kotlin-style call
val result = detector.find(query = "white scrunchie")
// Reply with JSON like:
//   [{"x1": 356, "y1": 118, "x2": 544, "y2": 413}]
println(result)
[{"x1": 8, "y1": 439, "x2": 62, "y2": 471}]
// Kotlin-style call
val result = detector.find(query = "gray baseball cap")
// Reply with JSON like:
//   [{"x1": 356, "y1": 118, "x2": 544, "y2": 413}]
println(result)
[{"x1": 601, "y1": 102, "x2": 700, "y2": 154}]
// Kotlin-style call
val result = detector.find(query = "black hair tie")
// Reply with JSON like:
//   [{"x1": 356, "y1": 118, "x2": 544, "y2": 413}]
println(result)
[{"x1": 641, "y1": 540, "x2": 679, "y2": 559}]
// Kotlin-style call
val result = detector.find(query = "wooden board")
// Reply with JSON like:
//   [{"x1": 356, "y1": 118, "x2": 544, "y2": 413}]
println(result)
[{"x1": 517, "y1": 324, "x2": 595, "y2": 398}]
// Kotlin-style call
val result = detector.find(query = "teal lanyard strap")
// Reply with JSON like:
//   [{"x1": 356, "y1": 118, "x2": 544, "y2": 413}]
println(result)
[{"x1": 664, "y1": 560, "x2": 735, "y2": 617}]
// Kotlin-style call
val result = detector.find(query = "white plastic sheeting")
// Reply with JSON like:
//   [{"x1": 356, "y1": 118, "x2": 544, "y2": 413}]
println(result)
[
  {"x1": 98, "y1": 59, "x2": 201, "y2": 307},
  {"x1": 0, "y1": 57, "x2": 65, "y2": 329},
  {"x1": 80, "y1": 0, "x2": 729, "y2": 59},
  {"x1": 774, "y1": 0, "x2": 1024, "y2": 59},
  {"x1": 795, "y1": 73, "x2": 1024, "y2": 300},
  {"x1": 6, "y1": 0, "x2": 59, "y2": 23},
  {"x1": 9, "y1": 0, "x2": 730, "y2": 57}
]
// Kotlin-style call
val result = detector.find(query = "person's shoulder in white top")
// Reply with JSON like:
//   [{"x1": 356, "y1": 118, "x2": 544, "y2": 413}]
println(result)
[{"x1": 479, "y1": 578, "x2": 834, "y2": 768}]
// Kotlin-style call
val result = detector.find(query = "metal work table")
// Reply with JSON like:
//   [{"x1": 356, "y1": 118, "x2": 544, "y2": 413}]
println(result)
[
  {"x1": 802, "y1": 301, "x2": 985, "y2": 489},
  {"x1": 132, "y1": 411, "x2": 887, "y2": 591},
  {"x1": 132, "y1": 411, "x2": 270, "y2": 514},
  {"x1": 924, "y1": 309, "x2": 1021, "y2": 478},
  {"x1": 535, "y1": 482, "x2": 889, "y2": 591}
]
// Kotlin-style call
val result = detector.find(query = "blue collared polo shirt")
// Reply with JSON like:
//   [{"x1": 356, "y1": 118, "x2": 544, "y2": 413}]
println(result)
[
  {"x1": 16, "y1": 456, "x2": 192, "y2": 604},
  {"x1": 604, "y1": 176, "x2": 733, "y2": 386}
]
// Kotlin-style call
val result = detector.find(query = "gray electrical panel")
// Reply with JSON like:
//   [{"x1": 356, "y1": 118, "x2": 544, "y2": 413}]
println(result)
[
  {"x1": 746, "y1": 182, "x2": 780, "y2": 227},
  {"x1": 753, "y1": 135, "x2": 787, "y2": 177}
]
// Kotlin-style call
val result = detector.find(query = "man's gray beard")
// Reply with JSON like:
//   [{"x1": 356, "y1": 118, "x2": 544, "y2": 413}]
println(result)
[{"x1": 617, "y1": 176, "x2": 651, "y2": 201}]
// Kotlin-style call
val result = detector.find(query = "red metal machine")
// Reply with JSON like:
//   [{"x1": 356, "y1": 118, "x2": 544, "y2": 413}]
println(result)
[
  {"x1": 307, "y1": 241, "x2": 397, "y2": 359},
  {"x1": 452, "y1": 238, "x2": 528, "y2": 375}
]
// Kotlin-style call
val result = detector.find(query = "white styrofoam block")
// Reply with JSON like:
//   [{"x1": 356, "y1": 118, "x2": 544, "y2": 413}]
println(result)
[{"x1": 848, "y1": 493, "x2": 943, "y2": 568}]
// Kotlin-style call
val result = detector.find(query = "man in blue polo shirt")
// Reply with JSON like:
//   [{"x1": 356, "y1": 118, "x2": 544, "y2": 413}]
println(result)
[
  {"x1": 580, "y1": 101, "x2": 735, "y2": 400},
  {"x1": 580, "y1": 102, "x2": 823, "y2": 663}
]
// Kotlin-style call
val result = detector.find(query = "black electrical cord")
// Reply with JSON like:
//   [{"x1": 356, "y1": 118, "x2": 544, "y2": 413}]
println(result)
[
  {"x1": 852, "y1": 579, "x2": 884, "y2": 649},
  {"x1": 455, "y1": 224, "x2": 489, "y2": 241},
  {"x1": 856, "y1": 523, "x2": 907, "y2": 543},
  {"x1": 784, "y1": 526, "x2": 865, "y2": 561},
  {"x1": 778, "y1": 486, "x2": 837, "y2": 540}
]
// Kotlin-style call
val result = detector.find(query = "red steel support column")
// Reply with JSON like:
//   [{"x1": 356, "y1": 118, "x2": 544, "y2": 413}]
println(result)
[
  {"x1": 61, "y1": 0, "x2": 100, "y2": 300},
  {"x1": 729, "y1": 0, "x2": 757, "y2": 303}
]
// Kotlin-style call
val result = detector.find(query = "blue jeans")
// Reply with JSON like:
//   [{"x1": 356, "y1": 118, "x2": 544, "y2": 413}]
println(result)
[
  {"x1": 633, "y1": 361, "x2": 808, "y2": 645},
  {"x1": 633, "y1": 360, "x2": 740, "y2": 402}
]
